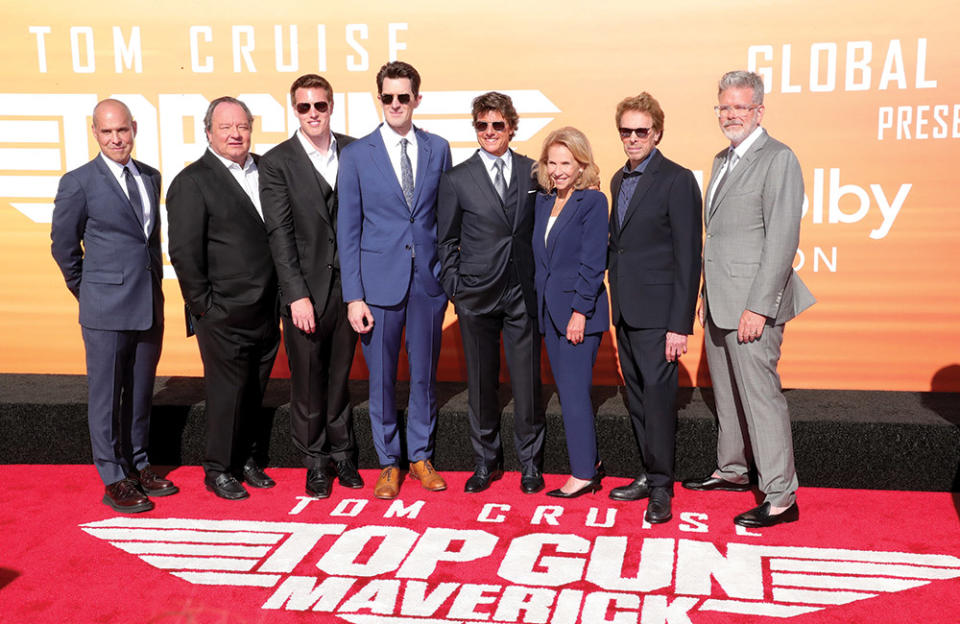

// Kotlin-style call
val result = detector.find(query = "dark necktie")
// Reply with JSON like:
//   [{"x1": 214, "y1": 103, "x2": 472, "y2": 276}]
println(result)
[
  {"x1": 400, "y1": 138, "x2": 414, "y2": 208},
  {"x1": 493, "y1": 158, "x2": 507, "y2": 203},
  {"x1": 122, "y1": 166, "x2": 146, "y2": 231}
]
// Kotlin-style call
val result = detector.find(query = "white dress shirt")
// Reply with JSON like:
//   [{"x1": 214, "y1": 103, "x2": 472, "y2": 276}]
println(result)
[
  {"x1": 379, "y1": 123, "x2": 418, "y2": 188},
  {"x1": 477, "y1": 148, "x2": 512, "y2": 188},
  {"x1": 296, "y1": 129, "x2": 338, "y2": 187},
  {"x1": 100, "y1": 152, "x2": 151, "y2": 236},
  {"x1": 208, "y1": 147, "x2": 262, "y2": 220}
]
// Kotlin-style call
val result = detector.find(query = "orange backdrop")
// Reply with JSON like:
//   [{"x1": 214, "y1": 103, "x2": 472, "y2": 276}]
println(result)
[{"x1": 2, "y1": 1, "x2": 958, "y2": 391}]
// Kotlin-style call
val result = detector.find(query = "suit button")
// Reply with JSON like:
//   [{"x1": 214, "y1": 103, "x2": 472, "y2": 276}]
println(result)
[
  {"x1": 405, "y1": 244, "x2": 411, "y2": 250},
  {"x1": 327, "y1": 264, "x2": 333, "y2": 270},
  {"x1": 618, "y1": 249, "x2": 624, "y2": 254},
  {"x1": 328, "y1": 238, "x2": 334, "y2": 243},
  {"x1": 409, "y1": 216, "x2": 415, "y2": 223}
]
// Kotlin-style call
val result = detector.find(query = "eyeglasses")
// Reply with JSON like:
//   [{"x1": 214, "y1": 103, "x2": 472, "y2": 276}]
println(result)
[
  {"x1": 380, "y1": 93, "x2": 412, "y2": 105},
  {"x1": 714, "y1": 105, "x2": 759, "y2": 117},
  {"x1": 474, "y1": 121, "x2": 507, "y2": 132},
  {"x1": 295, "y1": 101, "x2": 329, "y2": 115},
  {"x1": 618, "y1": 126, "x2": 652, "y2": 139}
]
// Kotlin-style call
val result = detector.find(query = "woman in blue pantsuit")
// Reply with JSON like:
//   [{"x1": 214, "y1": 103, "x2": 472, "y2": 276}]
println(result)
[{"x1": 532, "y1": 127, "x2": 610, "y2": 497}]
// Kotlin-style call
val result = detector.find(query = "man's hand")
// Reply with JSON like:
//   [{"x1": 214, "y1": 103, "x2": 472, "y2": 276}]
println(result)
[
  {"x1": 566, "y1": 311, "x2": 586, "y2": 345},
  {"x1": 738, "y1": 309, "x2": 768, "y2": 343},
  {"x1": 290, "y1": 297, "x2": 315, "y2": 334},
  {"x1": 347, "y1": 300, "x2": 375, "y2": 334},
  {"x1": 665, "y1": 331, "x2": 688, "y2": 362}
]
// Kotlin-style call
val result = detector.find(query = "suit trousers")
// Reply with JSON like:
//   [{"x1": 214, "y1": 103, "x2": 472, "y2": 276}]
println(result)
[
  {"x1": 82, "y1": 322, "x2": 163, "y2": 484},
  {"x1": 704, "y1": 317, "x2": 798, "y2": 507},
  {"x1": 543, "y1": 326, "x2": 601, "y2": 480},
  {"x1": 282, "y1": 277, "x2": 358, "y2": 470},
  {"x1": 615, "y1": 324, "x2": 678, "y2": 491},
  {"x1": 193, "y1": 315, "x2": 280, "y2": 477},
  {"x1": 361, "y1": 263, "x2": 446, "y2": 466},
  {"x1": 457, "y1": 282, "x2": 544, "y2": 474}
]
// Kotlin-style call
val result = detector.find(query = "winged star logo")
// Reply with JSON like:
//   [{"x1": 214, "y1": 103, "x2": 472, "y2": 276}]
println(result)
[{"x1": 80, "y1": 516, "x2": 960, "y2": 623}]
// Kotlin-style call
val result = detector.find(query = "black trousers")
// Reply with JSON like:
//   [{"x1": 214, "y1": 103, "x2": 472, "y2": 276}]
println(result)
[{"x1": 282, "y1": 279, "x2": 358, "y2": 469}]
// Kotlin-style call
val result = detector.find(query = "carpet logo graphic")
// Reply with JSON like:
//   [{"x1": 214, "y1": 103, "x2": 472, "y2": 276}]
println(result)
[{"x1": 80, "y1": 516, "x2": 960, "y2": 623}]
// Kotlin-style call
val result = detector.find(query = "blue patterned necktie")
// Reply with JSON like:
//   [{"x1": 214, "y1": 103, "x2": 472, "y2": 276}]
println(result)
[{"x1": 400, "y1": 138, "x2": 414, "y2": 208}]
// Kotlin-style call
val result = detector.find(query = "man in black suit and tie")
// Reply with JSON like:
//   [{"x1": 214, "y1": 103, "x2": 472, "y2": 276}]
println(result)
[
  {"x1": 438, "y1": 92, "x2": 545, "y2": 494},
  {"x1": 260, "y1": 74, "x2": 362, "y2": 498},
  {"x1": 51, "y1": 98, "x2": 177, "y2": 512},
  {"x1": 167, "y1": 96, "x2": 280, "y2": 500},
  {"x1": 606, "y1": 93, "x2": 702, "y2": 523}
]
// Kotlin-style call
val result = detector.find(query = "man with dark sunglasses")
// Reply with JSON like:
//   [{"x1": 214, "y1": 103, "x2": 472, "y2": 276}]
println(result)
[
  {"x1": 259, "y1": 74, "x2": 362, "y2": 499},
  {"x1": 606, "y1": 93, "x2": 702, "y2": 524},
  {"x1": 337, "y1": 61, "x2": 453, "y2": 500},
  {"x1": 437, "y1": 92, "x2": 546, "y2": 495}
]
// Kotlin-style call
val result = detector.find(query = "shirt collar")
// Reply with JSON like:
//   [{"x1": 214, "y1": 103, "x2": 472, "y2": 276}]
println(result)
[
  {"x1": 296, "y1": 128, "x2": 337, "y2": 157},
  {"x1": 100, "y1": 152, "x2": 138, "y2": 177},
  {"x1": 380, "y1": 122, "x2": 417, "y2": 148},
  {"x1": 622, "y1": 147, "x2": 657, "y2": 176},
  {"x1": 478, "y1": 147, "x2": 512, "y2": 170},
  {"x1": 731, "y1": 126, "x2": 764, "y2": 159},
  {"x1": 208, "y1": 146, "x2": 255, "y2": 172}
]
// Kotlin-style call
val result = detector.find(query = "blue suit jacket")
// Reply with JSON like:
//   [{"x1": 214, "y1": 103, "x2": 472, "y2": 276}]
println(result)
[
  {"x1": 532, "y1": 188, "x2": 610, "y2": 335},
  {"x1": 337, "y1": 125, "x2": 452, "y2": 307},
  {"x1": 51, "y1": 155, "x2": 163, "y2": 331}
]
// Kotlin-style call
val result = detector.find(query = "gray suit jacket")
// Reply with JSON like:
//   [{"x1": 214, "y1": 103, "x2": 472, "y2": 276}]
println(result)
[{"x1": 703, "y1": 129, "x2": 815, "y2": 329}]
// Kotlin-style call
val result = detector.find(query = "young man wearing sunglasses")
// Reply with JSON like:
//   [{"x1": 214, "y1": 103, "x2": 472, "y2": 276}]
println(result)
[
  {"x1": 606, "y1": 93, "x2": 702, "y2": 524},
  {"x1": 259, "y1": 74, "x2": 362, "y2": 499},
  {"x1": 436, "y1": 92, "x2": 546, "y2": 495},
  {"x1": 337, "y1": 61, "x2": 453, "y2": 499}
]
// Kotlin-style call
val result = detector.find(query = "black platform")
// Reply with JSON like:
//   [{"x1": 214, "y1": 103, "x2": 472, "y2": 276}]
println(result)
[{"x1": 1, "y1": 374, "x2": 958, "y2": 491}]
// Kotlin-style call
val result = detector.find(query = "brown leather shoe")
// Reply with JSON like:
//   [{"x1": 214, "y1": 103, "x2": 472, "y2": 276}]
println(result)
[
  {"x1": 409, "y1": 459, "x2": 447, "y2": 491},
  {"x1": 137, "y1": 466, "x2": 179, "y2": 497},
  {"x1": 104, "y1": 478, "x2": 154, "y2": 513},
  {"x1": 374, "y1": 466, "x2": 401, "y2": 499}
]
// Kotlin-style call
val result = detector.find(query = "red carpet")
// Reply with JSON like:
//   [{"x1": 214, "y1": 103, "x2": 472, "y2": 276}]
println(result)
[{"x1": 1, "y1": 465, "x2": 958, "y2": 623}]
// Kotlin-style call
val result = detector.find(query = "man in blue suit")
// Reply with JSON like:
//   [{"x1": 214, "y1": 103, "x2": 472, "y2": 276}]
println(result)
[
  {"x1": 337, "y1": 61, "x2": 452, "y2": 499},
  {"x1": 51, "y1": 99, "x2": 177, "y2": 513}
]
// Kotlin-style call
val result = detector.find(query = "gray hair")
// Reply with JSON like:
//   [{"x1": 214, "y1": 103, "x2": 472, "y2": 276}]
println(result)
[
  {"x1": 718, "y1": 71, "x2": 765, "y2": 105},
  {"x1": 203, "y1": 96, "x2": 254, "y2": 132}
]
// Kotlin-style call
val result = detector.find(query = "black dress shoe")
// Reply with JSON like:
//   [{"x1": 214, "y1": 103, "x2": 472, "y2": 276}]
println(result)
[
  {"x1": 520, "y1": 470, "x2": 545, "y2": 494},
  {"x1": 205, "y1": 473, "x2": 249, "y2": 500},
  {"x1": 464, "y1": 467, "x2": 503, "y2": 493},
  {"x1": 644, "y1": 487, "x2": 673, "y2": 524},
  {"x1": 546, "y1": 475, "x2": 602, "y2": 498},
  {"x1": 243, "y1": 461, "x2": 276, "y2": 489},
  {"x1": 335, "y1": 459, "x2": 364, "y2": 489},
  {"x1": 103, "y1": 478, "x2": 154, "y2": 513},
  {"x1": 136, "y1": 466, "x2": 179, "y2": 497},
  {"x1": 682, "y1": 474, "x2": 751, "y2": 492},
  {"x1": 734, "y1": 502, "x2": 799, "y2": 528},
  {"x1": 609, "y1": 475, "x2": 651, "y2": 501},
  {"x1": 306, "y1": 468, "x2": 332, "y2": 498}
]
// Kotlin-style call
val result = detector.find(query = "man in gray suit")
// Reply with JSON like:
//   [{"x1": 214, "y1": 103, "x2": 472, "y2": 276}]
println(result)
[
  {"x1": 683, "y1": 71, "x2": 815, "y2": 528},
  {"x1": 51, "y1": 99, "x2": 177, "y2": 513}
]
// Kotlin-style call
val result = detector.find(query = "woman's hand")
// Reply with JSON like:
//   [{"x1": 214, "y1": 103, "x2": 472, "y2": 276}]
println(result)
[{"x1": 566, "y1": 311, "x2": 586, "y2": 344}]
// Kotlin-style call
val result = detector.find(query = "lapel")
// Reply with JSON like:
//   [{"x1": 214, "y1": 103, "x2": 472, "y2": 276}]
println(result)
[
  {"x1": 509, "y1": 150, "x2": 533, "y2": 231},
  {"x1": 367, "y1": 127, "x2": 407, "y2": 207},
  {"x1": 286, "y1": 134, "x2": 333, "y2": 227},
  {"x1": 93, "y1": 155, "x2": 147, "y2": 237},
  {"x1": 133, "y1": 158, "x2": 160, "y2": 238},
  {"x1": 465, "y1": 151, "x2": 511, "y2": 228},
  {"x1": 546, "y1": 189, "x2": 582, "y2": 260},
  {"x1": 200, "y1": 149, "x2": 262, "y2": 224},
  {"x1": 619, "y1": 150, "x2": 662, "y2": 231},
  {"x1": 412, "y1": 126, "x2": 432, "y2": 213},
  {"x1": 708, "y1": 129, "x2": 768, "y2": 221}
]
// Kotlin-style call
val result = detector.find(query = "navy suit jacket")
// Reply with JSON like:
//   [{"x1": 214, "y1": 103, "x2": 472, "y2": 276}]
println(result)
[
  {"x1": 51, "y1": 155, "x2": 163, "y2": 331},
  {"x1": 337, "y1": 125, "x2": 452, "y2": 307},
  {"x1": 608, "y1": 149, "x2": 702, "y2": 333},
  {"x1": 532, "y1": 188, "x2": 610, "y2": 335}
]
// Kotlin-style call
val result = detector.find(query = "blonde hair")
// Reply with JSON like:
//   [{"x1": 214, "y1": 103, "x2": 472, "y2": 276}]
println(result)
[{"x1": 535, "y1": 126, "x2": 601, "y2": 191}]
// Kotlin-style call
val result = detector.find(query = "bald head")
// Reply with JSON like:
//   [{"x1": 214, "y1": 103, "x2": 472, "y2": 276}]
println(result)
[{"x1": 92, "y1": 99, "x2": 137, "y2": 165}]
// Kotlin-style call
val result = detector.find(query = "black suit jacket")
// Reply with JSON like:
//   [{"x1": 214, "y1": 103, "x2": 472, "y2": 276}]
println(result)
[
  {"x1": 607, "y1": 149, "x2": 702, "y2": 333},
  {"x1": 437, "y1": 150, "x2": 538, "y2": 316},
  {"x1": 259, "y1": 132, "x2": 353, "y2": 316},
  {"x1": 167, "y1": 149, "x2": 278, "y2": 329}
]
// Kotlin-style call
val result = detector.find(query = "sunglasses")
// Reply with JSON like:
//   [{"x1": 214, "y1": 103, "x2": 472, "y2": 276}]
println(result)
[
  {"x1": 474, "y1": 121, "x2": 507, "y2": 132},
  {"x1": 295, "y1": 101, "x2": 329, "y2": 115},
  {"x1": 618, "y1": 126, "x2": 653, "y2": 139},
  {"x1": 379, "y1": 93, "x2": 412, "y2": 105}
]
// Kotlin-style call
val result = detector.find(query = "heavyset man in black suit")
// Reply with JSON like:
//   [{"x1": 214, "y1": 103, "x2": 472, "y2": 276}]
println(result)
[
  {"x1": 437, "y1": 92, "x2": 546, "y2": 494},
  {"x1": 607, "y1": 93, "x2": 703, "y2": 523},
  {"x1": 167, "y1": 97, "x2": 280, "y2": 501},
  {"x1": 259, "y1": 75, "x2": 362, "y2": 498},
  {"x1": 51, "y1": 99, "x2": 177, "y2": 513}
]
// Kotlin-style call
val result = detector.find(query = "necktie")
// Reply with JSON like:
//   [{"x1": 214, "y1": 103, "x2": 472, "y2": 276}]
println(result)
[
  {"x1": 122, "y1": 166, "x2": 147, "y2": 233},
  {"x1": 400, "y1": 138, "x2": 414, "y2": 208},
  {"x1": 493, "y1": 158, "x2": 507, "y2": 203},
  {"x1": 711, "y1": 149, "x2": 738, "y2": 209}
]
